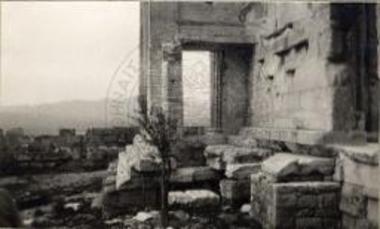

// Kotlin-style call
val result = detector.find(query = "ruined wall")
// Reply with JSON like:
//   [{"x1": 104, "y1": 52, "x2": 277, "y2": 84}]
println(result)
[
  {"x1": 141, "y1": 2, "x2": 378, "y2": 136},
  {"x1": 140, "y1": 2, "x2": 252, "y2": 110},
  {"x1": 246, "y1": 3, "x2": 357, "y2": 132}
]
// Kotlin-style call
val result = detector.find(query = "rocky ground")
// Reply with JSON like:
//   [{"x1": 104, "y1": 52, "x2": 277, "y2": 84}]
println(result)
[
  {"x1": 1, "y1": 170, "x2": 261, "y2": 229},
  {"x1": 22, "y1": 202, "x2": 260, "y2": 229},
  {"x1": 1, "y1": 170, "x2": 106, "y2": 227}
]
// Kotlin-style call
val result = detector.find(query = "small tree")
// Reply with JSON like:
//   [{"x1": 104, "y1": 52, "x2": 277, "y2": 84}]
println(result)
[{"x1": 135, "y1": 97, "x2": 178, "y2": 228}]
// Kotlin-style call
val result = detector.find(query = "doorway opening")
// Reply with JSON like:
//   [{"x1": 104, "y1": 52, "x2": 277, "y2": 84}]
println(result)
[{"x1": 182, "y1": 51, "x2": 212, "y2": 130}]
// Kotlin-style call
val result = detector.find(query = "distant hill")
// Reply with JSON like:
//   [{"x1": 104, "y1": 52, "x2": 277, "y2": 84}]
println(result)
[
  {"x1": 0, "y1": 98, "x2": 137, "y2": 136},
  {"x1": 0, "y1": 97, "x2": 210, "y2": 136}
]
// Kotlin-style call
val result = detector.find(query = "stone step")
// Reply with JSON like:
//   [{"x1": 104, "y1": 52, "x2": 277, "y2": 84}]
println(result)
[
  {"x1": 169, "y1": 166, "x2": 222, "y2": 192},
  {"x1": 262, "y1": 153, "x2": 335, "y2": 182},
  {"x1": 204, "y1": 144, "x2": 272, "y2": 170},
  {"x1": 168, "y1": 189, "x2": 220, "y2": 210}
]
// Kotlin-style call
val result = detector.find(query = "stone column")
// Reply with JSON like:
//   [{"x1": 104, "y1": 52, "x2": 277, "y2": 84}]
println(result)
[{"x1": 161, "y1": 42, "x2": 184, "y2": 132}]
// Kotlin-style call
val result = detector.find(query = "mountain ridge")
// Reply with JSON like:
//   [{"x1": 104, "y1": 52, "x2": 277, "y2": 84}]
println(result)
[{"x1": 0, "y1": 97, "x2": 209, "y2": 136}]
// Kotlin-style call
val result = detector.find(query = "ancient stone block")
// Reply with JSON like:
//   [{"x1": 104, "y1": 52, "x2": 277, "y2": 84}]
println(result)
[
  {"x1": 204, "y1": 145, "x2": 272, "y2": 170},
  {"x1": 204, "y1": 144, "x2": 227, "y2": 158},
  {"x1": 225, "y1": 163, "x2": 261, "y2": 180},
  {"x1": 342, "y1": 213, "x2": 373, "y2": 229},
  {"x1": 133, "y1": 159, "x2": 161, "y2": 172},
  {"x1": 117, "y1": 175, "x2": 159, "y2": 191},
  {"x1": 297, "y1": 194, "x2": 318, "y2": 208},
  {"x1": 102, "y1": 188, "x2": 160, "y2": 217},
  {"x1": 168, "y1": 190, "x2": 220, "y2": 210},
  {"x1": 367, "y1": 198, "x2": 379, "y2": 228},
  {"x1": 170, "y1": 166, "x2": 221, "y2": 183},
  {"x1": 274, "y1": 181, "x2": 340, "y2": 194},
  {"x1": 220, "y1": 179, "x2": 250, "y2": 203},
  {"x1": 250, "y1": 173, "x2": 276, "y2": 227},
  {"x1": 319, "y1": 192, "x2": 338, "y2": 209},
  {"x1": 333, "y1": 144, "x2": 379, "y2": 166},
  {"x1": 262, "y1": 153, "x2": 335, "y2": 181},
  {"x1": 116, "y1": 136, "x2": 162, "y2": 189},
  {"x1": 340, "y1": 152, "x2": 379, "y2": 192},
  {"x1": 276, "y1": 193, "x2": 297, "y2": 207},
  {"x1": 251, "y1": 172, "x2": 340, "y2": 229},
  {"x1": 205, "y1": 156, "x2": 224, "y2": 171},
  {"x1": 296, "y1": 217, "x2": 324, "y2": 228},
  {"x1": 340, "y1": 183, "x2": 367, "y2": 217}
]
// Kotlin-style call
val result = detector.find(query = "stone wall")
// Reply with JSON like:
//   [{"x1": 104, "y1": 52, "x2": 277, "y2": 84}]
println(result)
[
  {"x1": 246, "y1": 3, "x2": 348, "y2": 131},
  {"x1": 141, "y1": 2, "x2": 379, "y2": 138},
  {"x1": 251, "y1": 172, "x2": 341, "y2": 229},
  {"x1": 245, "y1": 3, "x2": 379, "y2": 140},
  {"x1": 333, "y1": 145, "x2": 379, "y2": 229}
]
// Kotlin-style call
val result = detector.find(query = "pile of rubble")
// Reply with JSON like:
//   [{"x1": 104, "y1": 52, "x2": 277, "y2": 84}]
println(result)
[
  {"x1": 100, "y1": 133, "x2": 273, "y2": 226},
  {"x1": 204, "y1": 134, "x2": 273, "y2": 206},
  {"x1": 99, "y1": 129, "x2": 343, "y2": 229},
  {"x1": 101, "y1": 135, "x2": 224, "y2": 218}
]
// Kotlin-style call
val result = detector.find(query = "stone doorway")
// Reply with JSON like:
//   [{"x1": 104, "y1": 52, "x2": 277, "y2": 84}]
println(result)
[
  {"x1": 215, "y1": 45, "x2": 253, "y2": 135},
  {"x1": 180, "y1": 44, "x2": 253, "y2": 135}
]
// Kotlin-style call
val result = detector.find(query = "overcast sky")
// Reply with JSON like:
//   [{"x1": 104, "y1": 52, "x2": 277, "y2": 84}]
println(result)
[{"x1": 1, "y1": 1, "x2": 139, "y2": 106}]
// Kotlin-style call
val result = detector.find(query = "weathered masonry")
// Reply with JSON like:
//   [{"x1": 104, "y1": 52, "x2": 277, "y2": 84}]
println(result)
[{"x1": 140, "y1": 2, "x2": 379, "y2": 229}]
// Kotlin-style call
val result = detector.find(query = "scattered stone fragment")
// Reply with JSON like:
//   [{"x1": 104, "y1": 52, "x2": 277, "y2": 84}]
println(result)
[
  {"x1": 225, "y1": 163, "x2": 261, "y2": 180},
  {"x1": 116, "y1": 135, "x2": 162, "y2": 189},
  {"x1": 169, "y1": 190, "x2": 220, "y2": 209},
  {"x1": 133, "y1": 211, "x2": 160, "y2": 222},
  {"x1": 170, "y1": 166, "x2": 220, "y2": 183},
  {"x1": 240, "y1": 204, "x2": 251, "y2": 214},
  {"x1": 204, "y1": 145, "x2": 272, "y2": 170},
  {"x1": 169, "y1": 210, "x2": 190, "y2": 221},
  {"x1": 262, "y1": 153, "x2": 334, "y2": 180},
  {"x1": 105, "y1": 218, "x2": 124, "y2": 226},
  {"x1": 91, "y1": 194, "x2": 103, "y2": 210},
  {"x1": 64, "y1": 202, "x2": 81, "y2": 212}
]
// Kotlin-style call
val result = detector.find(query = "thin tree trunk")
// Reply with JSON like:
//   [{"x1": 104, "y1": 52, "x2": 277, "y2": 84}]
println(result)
[{"x1": 160, "y1": 160, "x2": 168, "y2": 228}]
